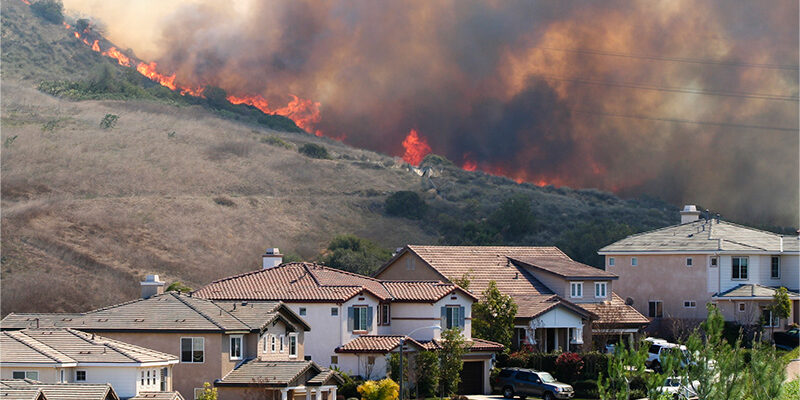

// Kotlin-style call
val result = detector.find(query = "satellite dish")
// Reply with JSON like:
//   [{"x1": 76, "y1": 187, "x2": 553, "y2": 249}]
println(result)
[{"x1": 625, "y1": 297, "x2": 634, "y2": 306}]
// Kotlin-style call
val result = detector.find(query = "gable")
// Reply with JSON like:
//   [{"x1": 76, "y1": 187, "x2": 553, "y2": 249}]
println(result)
[{"x1": 375, "y1": 251, "x2": 445, "y2": 281}]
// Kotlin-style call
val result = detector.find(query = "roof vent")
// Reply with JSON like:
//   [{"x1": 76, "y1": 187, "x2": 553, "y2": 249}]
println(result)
[
  {"x1": 680, "y1": 205, "x2": 701, "y2": 224},
  {"x1": 262, "y1": 248, "x2": 283, "y2": 269}
]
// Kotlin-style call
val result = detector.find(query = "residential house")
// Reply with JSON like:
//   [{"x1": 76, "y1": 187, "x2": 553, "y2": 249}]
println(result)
[
  {"x1": 599, "y1": 205, "x2": 800, "y2": 331},
  {"x1": 1, "y1": 280, "x2": 339, "y2": 400},
  {"x1": 0, "y1": 379, "x2": 120, "y2": 400},
  {"x1": 0, "y1": 328, "x2": 178, "y2": 398},
  {"x1": 192, "y1": 254, "x2": 503, "y2": 394},
  {"x1": 374, "y1": 245, "x2": 649, "y2": 351}
]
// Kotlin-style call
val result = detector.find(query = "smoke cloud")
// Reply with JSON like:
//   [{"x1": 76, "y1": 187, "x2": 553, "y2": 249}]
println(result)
[{"x1": 64, "y1": 0, "x2": 799, "y2": 225}]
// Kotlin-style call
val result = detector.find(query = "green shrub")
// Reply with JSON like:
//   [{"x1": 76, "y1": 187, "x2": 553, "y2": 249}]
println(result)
[
  {"x1": 4, "y1": 135, "x2": 19, "y2": 148},
  {"x1": 414, "y1": 350, "x2": 440, "y2": 398},
  {"x1": 335, "y1": 370, "x2": 362, "y2": 400},
  {"x1": 554, "y1": 352, "x2": 584, "y2": 383},
  {"x1": 357, "y1": 379, "x2": 399, "y2": 400},
  {"x1": 213, "y1": 196, "x2": 235, "y2": 207},
  {"x1": 572, "y1": 379, "x2": 598, "y2": 399},
  {"x1": 579, "y1": 352, "x2": 610, "y2": 380},
  {"x1": 321, "y1": 234, "x2": 392, "y2": 276},
  {"x1": 384, "y1": 191, "x2": 427, "y2": 219},
  {"x1": 420, "y1": 153, "x2": 454, "y2": 167},
  {"x1": 260, "y1": 135, "x2": 293, "y2": 149},
  {"x1": 298, "y1": 143, "x2": 330, "y2": 159},
  {"x1": 30, "y1": 0, "x2": 64, "y2": 24},
  {"x1": 99, "y1": 114, "x2": 119, "y2": 129}
]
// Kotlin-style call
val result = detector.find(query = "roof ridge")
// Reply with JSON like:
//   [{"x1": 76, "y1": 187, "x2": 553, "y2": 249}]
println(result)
[
  {"x1": 4, "y1": 330, "x2": 75, "y2": 364},
  {"x1": 211, "y1": 301, "x2": 259, "y2": 330},
  {"x1": 172, "y1": 294, "x2": 228, "y2": 331},
  {"x1": 307, "y1": 263, "x2": 384, "y2": 283},
  {"x1": 719, "y1": 238, "x2": 768, "y2": 251},
  {"x1": 66, "y1": 328, "x2": 145, "y2": 363},
  {"x1": 84, "y1": 293, "x2": 157, "y2": 314}
]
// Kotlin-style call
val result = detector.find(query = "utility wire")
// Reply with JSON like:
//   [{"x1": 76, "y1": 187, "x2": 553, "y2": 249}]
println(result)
[
  {"x1": 533, "y1": 46, "x2": 800, "y2": 71},
  {"x1": 571, "y1": 109, "x2": 798, "y2": 132},
  {"x1": 541, "y1": 75, "x2": 798, "y2": 102}
]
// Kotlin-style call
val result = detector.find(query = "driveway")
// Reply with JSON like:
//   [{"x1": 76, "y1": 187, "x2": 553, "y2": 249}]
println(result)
[{"x1": 788, "y1": 357, "x2": 800, "y2": 381}]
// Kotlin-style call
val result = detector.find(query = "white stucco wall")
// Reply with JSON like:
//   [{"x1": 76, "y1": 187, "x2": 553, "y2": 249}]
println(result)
[
  {"x1": 389, "y1": 292, "x2": 473, "y2": 341},
  {"x1": 336, "y1": 353, "x2": 389, "y2": 380}
]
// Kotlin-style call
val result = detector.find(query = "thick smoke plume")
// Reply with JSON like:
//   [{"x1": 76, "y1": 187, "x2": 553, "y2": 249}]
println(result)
[{"x1": 65, "y1": 0, "x2": 799, "y2": 225}]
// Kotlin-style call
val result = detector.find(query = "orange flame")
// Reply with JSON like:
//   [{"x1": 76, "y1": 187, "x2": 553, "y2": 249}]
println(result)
[
  {"x1": 136, "y1": 61, "x2": 177, "y2": 91},
  {"x1": 91, "y1": 40, "x2": 100, "y2": 52},
  {"x1": 462, "y1": 153, "x2": 477, "y2": 171},
  {"x1": 102, "y1": 47, "x2": 131, "y2": 66},
  {"x1": 20, "y1": 0, "x2": 31, "y2": 5},
  {"x1": 227, "y1": 94, "x2": 322, "y2": 135},
  {"x1": 401, "y1": 129, "x2": 432, "y2": 165}
]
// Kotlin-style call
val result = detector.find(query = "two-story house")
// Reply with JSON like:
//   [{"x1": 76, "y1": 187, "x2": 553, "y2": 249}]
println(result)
[
  {"x1": 192, "y1": 256, "x2": 503, "y2": 394},
  {"x1": 599, "y1": 205, "x2": 800, "y2": 331},
  {"x1": 374, "y1": 246, "x2": 649, "y2": 351},
  {"x1": 1, "y1": 280, "x2": 339, "y2": 400},
  {"x1": 0, "y1": 328, "x2": 179, "y2": 398}
]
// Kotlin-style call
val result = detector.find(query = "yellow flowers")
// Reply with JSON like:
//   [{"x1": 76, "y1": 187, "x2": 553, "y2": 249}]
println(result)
[{"x1": 357, "y1": 378, "x2": 400, "y2": 400}]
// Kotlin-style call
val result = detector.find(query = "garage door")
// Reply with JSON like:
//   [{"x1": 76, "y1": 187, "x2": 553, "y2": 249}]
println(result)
[{"x1": 458, "y1": 361, "x2": 484, "y2": 395}]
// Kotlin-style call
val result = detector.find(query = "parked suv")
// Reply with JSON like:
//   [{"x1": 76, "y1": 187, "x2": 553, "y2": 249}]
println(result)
[
  {"x1": 647, "y1": 342, "x2": 690, "y2": 372},
  {"x1": 494, "y1": 368, "x2": 574, "y2": 400}
]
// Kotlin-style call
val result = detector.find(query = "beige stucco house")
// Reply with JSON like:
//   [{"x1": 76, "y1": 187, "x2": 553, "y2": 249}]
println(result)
[
  {"x1": 374, "y1": 245, "x2": 648, "y2": 351},
  {"x1": 600, "y1": 205, "x2": 800, "y2": 332}
]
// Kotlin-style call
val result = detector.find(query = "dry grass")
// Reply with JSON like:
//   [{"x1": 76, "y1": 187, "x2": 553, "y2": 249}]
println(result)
[{"x1": 1, "y1": 80, "x2": 433, "y2": 315}]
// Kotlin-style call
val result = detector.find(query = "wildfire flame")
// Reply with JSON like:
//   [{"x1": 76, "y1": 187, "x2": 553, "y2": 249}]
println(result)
[
  {"x1": 135, "y1": 61, "x2": 177, "y2": 91},
  {"x1": 227, "y1": 94, "x2": 322, "y2": 135},
  {"x1": 401, "y1": 129, "x2": 432, "y2": 165},
  {"x1": 102, "y1": 46, "x2": 131, "y2": 67}
]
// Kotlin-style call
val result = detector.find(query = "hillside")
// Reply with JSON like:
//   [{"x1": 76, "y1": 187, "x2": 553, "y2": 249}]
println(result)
[{"x1": 0, "y1": 0, "x2": 677, "y2": 314}]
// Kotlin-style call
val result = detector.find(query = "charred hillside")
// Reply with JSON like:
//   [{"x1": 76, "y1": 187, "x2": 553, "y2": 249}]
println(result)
[{"x1": 1, "y1": 0, "x2": 681, "y2": 315}]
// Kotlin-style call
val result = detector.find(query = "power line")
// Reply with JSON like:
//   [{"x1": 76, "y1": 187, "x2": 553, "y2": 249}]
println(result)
[
  {"x1": 533, "y1": 46, "x2": 800, "y2": 71},
  {"x1": 541, "y1": 75, "x2": 798, "y2": 102},
  {"x1": 571, "y1": 109, "x2": 798, "y2": 132}
]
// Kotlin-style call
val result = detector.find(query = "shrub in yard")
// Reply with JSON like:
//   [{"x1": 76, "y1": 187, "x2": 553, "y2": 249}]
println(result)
[
  {"x1": 579, "y1": 352, "x2": 610, "y2": 380},
  {"x1": 384, "y1": 191, "x2": 427, "y2": 219},
  {"x1": 31, "y1": 0, "x2": 64, "y2": 24},
  {"x1": 572, "y1": 379, "x2": 598, "y2": 398},
  {"x1": 555, "y1": 352, "x2": 584, "y2": 383},
  {"x1": 357, "y1": 379, "x2": 399, "y2": 400},
  {"x1": 298, "y1": 143, "x2": 330, "y2": 159}
]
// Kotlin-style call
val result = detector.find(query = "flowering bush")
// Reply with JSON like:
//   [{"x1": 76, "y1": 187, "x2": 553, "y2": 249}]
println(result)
[
  {"x1": 555, "y1": 352, "x2": 584, "y2": 383},
  {"x1": 357, "y1": 378, "x2": 399, "y2": 400}
]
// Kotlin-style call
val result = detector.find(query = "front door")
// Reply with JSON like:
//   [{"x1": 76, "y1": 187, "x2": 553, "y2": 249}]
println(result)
[
  {"x1": 546, "y1": 329, "x2": 555, "y2": 352},
  {"x1": 458, "y1": 361, "x2": 484, "y2": 394}
]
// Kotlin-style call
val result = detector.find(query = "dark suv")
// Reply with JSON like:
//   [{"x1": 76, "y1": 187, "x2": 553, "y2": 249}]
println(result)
[{"x1": 494, "y1": 368, "x2": 574, "y2": 400}]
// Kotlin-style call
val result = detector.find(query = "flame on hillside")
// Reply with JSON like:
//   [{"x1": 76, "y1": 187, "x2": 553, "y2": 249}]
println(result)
[
  {"x1": 227, "y1": 94, "x2": 322, "y2": 135},
  {"x1": 401, "y1": 130, "x2": 431, "y2": 165}
]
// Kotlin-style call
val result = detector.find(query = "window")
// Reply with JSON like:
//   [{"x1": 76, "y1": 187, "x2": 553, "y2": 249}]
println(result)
[
  {"x1": 710, "y1": 257, "x2": 718, "y2": 267},
  {"x1": 181, "y1": 337, "x2": 204, "y2": 363},
  {"x1": 229, "y1": 335, "x2": 243, "y2": 360},
  {"x1": 76, "y1": 370, "x2": 86, "y2": 381},
  {"x1": 443, "y1": 305, "x2": 464, "y2": 329},
  {"x1": 263, "y1": 334, "x2": 270, "y2": 352},
  {"x1": 331, "y1": 307, "x2": 339, "y2": 316},
  {"x1": 648, "y1": 301, "x2": 663, "y2": 318},
  {"x1": 60, "y1": 370, "x2": 65, "y2": 383},
  {"x1": 762, "y1": 308, "x2": 779, "y2": 327},
  {"x1": 12, "y1": 371, "x2": 38, "y2": 380},
  {"x1": 381, "y1": 303, "x2": 390, "y2": 325},
  {"x1": 367, "y1": 356, "x2": 376, "y2": 365},
  {"x1": 771, "y1": 256, "x2": 780, "y2": 279},
  {"x1": 270, "y1": 334, "x2": 277, "y2": 353},
  {"x1": 406, "y1": 257, "x2": 415, "y2": 270},
  {"x1": 732, "y1": 257, "x2": 748, "y2": 280},
  {"x1": 279, "y1": 334, "x2": 285, "y2": 353},
  {"x1": 631, "y1": 257, "x2": 638, "y2": 266},
  {"x1": 289, "y1": 333, "x2": 298, "y2": 358},
  {"x1": 304, "y1": 355, "x2": 312, "y2": 361},
  {"x1": 299, "y1": 307, "x2": 307, "y2": 316},
  {"x1": 686, "y1": 257, "x2": 693, "y2": 267},
  {"x1": 738, "y1": 303, "x2": 746, "y2": 312},
  {"x1": 331, "y1": 356, "x2": 339, "y2": 365},
  {"x1": 351, "y1": 306, "x2": 370, "y2": 331},
  {"x1": 608, "y1": 257, "x2": 615, "y2": 267},
  {"x1": 570, "y1": 282, "x2": 583, "y2": 298},
  {"x1": 594, "y1": 282, "x2": 607, "y2": 298},
  {"x1": 160, "y1": 368, "x2": 168, "y2": 391},
  {"x1": 683, "y1": 300, "x2": 696, "y2": 308}
]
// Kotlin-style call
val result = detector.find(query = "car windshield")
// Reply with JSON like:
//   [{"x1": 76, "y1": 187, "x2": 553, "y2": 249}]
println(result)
[{"x1": 538, "y1": 372, "x2": 557, "y2": 383}]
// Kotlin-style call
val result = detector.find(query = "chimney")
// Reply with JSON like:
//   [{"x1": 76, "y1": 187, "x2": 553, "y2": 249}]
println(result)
[
  {"x1": 262, "y1": 248, "x2": 283, "y2": 269},
  {"x1": 140, "y1": 274, "x2": 165, "y2": 299},
  {"x1": 680, "y1": 205, "x2": 701, "y2": 224}
]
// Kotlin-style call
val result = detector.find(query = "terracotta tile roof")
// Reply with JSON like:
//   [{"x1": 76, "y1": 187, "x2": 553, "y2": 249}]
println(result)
[
  {"x1": 511, "y1": 257, "x2": 617, "y2": 280},
  {"x1": 215, "y1": 360, "x2": 339, "y2": 387},
  {"x1": 1, "y1": 293, "x2": 302, "y2": 333},
  {"x1": 579, "y1": 293, "x2": 649, "y2": 327},
  {"x1": 599, "y1": 220, "x2": 800, "y2": 253},
  {"x1": 129, "y1": 392, "x2": 185, "y2": 400},
  {"x1": 193, "y1": 262, "x2": 472, "y2": 303},
  {"x1": 419, "y1": 338, "x2": 504, "y2": 352},
  {"x1": 335, "y1": 335, "x2": 426, "y2": 354},
  {"x1": 0, "y1": 380, "x2": 119, "y2": 400},
  {"x1": 0, "y1": 329, "x2": 177, "y2": 365}
]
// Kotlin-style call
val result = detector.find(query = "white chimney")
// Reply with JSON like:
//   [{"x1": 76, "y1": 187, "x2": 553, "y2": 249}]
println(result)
[
  {"x1": 140, "y1": 274, "x2": 165, "y2": 299},
  {"x1": 680, "y1": 205, "x2": 701, "y2": 224},
  {"x1": 262, "y1": 248, "x2": 283, "y2": 269}
]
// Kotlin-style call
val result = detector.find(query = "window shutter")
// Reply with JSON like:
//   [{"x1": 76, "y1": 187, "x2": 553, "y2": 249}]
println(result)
[
  {"x1": 347, "y1": 307, "x2": 355, "y2": 331},
  {"x1": 459, "y1": 306, "x2": 466, "y2": 329},
  {"x1": 366, "y1": 307, "x2": 373, "y2": 329}
]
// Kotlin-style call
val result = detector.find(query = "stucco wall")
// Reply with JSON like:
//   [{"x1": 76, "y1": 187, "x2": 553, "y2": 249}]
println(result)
[
  {"x1": 337, "y1": 353, "x2": 389, "y2": 380},
  {"x1": 0, "y1": 367, "x2": 59, "y2": 382},
  {"x1": 376, "y1": 252, "x2": 444, "y2": 281}
]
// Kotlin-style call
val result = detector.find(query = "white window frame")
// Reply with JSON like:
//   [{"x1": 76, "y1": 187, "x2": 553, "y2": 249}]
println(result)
[
  {"x1": 270, "y1": 334, "x2": 277, "y2": 353},
  {"x1": 288, "y1": 333, "x2": 298, "y2": 358},
  {"x1": 353, "y1": 305, "x2": 369, "y2": 331},
  {"x1": 686, "y1": 257, "x2": 693, "y2": 267},
  {"x1": 75, "y1": 370, "x2": 87, "y2": 381},
  {"x1": 444, "y1": 305, "x2": 461, "y2": 330},
  {"x1": 762, "y1": 308, "x2": 780, "y2": 327},
  {"x1": 683, "y1": 300, "x2": 696, "y2": 308},
  {"x1": 570, "y1": 282, "x2": 583, "y2": 298},
  {"x1": 331, "y1": 307, "x2": 339, "y2": 316},
  {"x1": 12, "y1": 371, "x2": 38, "y2": 380},
  {"x1": 594, "y1": 282, "x2": 607, "y2": 298},
  {"x1": 771, "y1": 256, "x2": 781, "y2": 279},
  {"x1": 279, "y1": 334, "x2": 285, "y2": 353},
  {"x1": 299, "y1": 307, "x2": 307, "y2": 316},
  {"x1": 381, "y1": 303, "x2": 391, "y2": 326},
  {"x1": 631, "y1": 257, "x2": 638, "y2": 266},
  {"x1": 180, "y1": 337, "x2": 204, "y2": 364},
  {"x1": 607, "y1": 257, "x2": 615, "y2": 267},
  {"x1": 648, "y1": 300, "x2": 663, "y2": 318},
  {"x1": 710, "y1": 256, "x2": 718, "y2": 267},
  {"x1": 732, "y1": 256, "x2": 748, "y2": 280},
  {"x1": 738, "y1": 302, "x2": 746, "y2": 312},
  {"x1": 229, "y1": 335, "x2": 243, "y2": 360}
]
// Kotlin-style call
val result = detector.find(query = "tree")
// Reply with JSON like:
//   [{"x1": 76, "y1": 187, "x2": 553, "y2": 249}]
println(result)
[
  {"x1": 321, "y1": 234, "x2": 392, "y2": 275},
  {"x1": 413, "y1": 351, "x2": 440, "y2": 399},
  {"x1": 770, "y1": 286, "x2": 791, "y2": 336},
  {"x1": 472, "y1": 281, "x2": 517, "y2": 349},
  {"x1": 438, "y1": 328, "x2": 467, "y2": 396},
  {"x1": 166, "y1": 282, "x2": 192, "y2": 293},
  {"x1": 30, "y1": 0, "x2": 64, "y2": 24},
  {"x1": 384, "y1": 191, "x2": 427, "y2": 220},
  {"x1": 298, "y1": 143, "x2": 331, "y2": 159},
  {"x1": 450, "y1": 272, "x2": 472, "y2": 290},
  {"x1": 745, "y1": 339, "x2": 786, "y2": 400},
  {"x1": 487, "y1": 194, "x2": 536, "y2": 241},
  {"x1": 195, "y1": 382, "x2": 218, "y2": 400},
  {"x1": 357, "y1": 379, "x2": 399, "y2": 400}
]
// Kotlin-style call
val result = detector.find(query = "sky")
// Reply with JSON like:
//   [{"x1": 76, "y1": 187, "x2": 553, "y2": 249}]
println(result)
[{"x1": 64, "y1": 0, "x2": 799, "y2": 226}]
